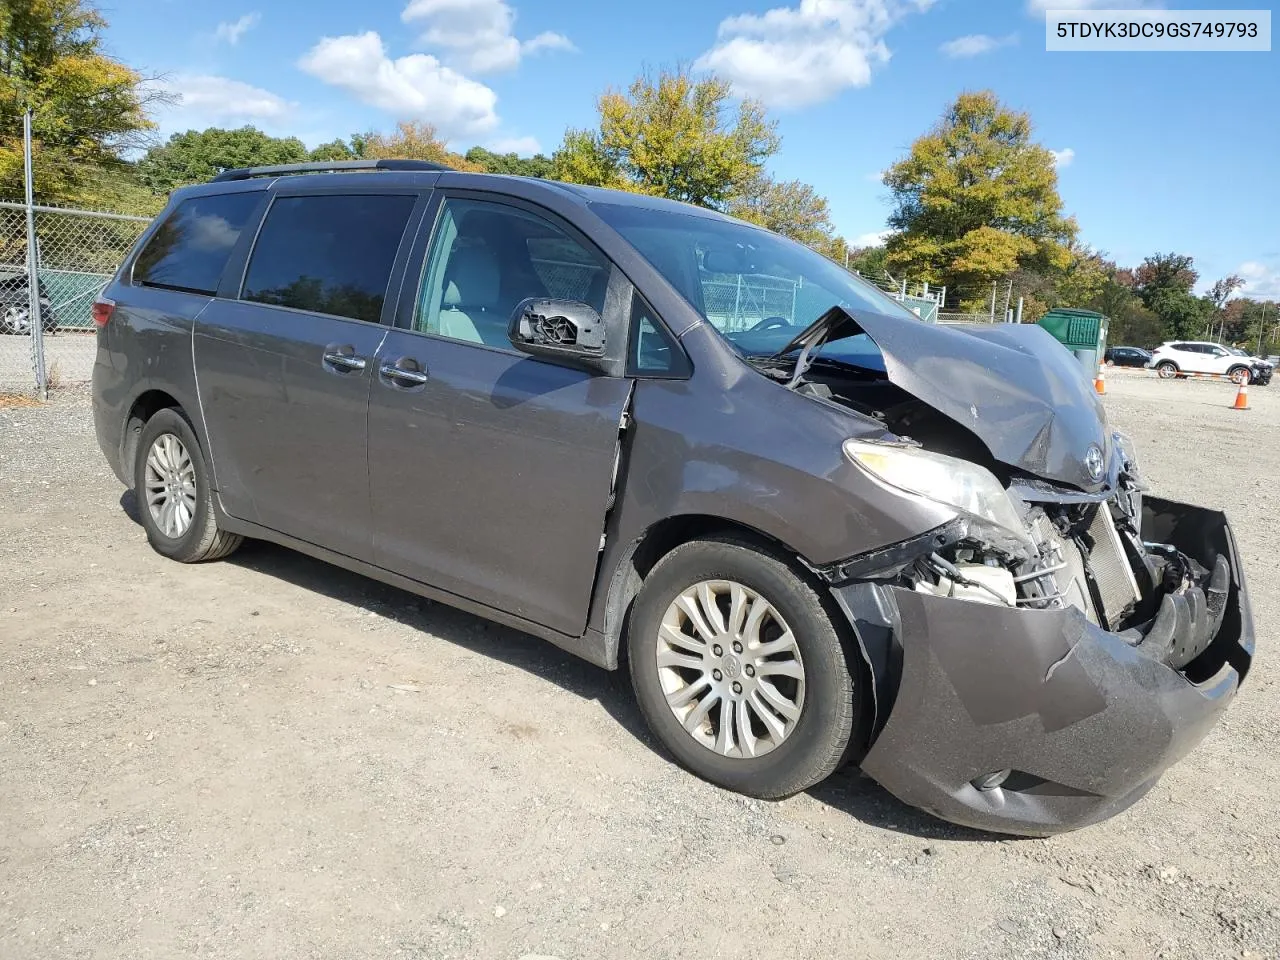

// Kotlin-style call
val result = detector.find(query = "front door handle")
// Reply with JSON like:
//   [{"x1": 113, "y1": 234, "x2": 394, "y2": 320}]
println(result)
[
  {"x1": 379, "y1": 358, "x2": 429, "y2": 387},
  {"x1": 323, "y1": 345, "x2": 367, "y2": 372}
]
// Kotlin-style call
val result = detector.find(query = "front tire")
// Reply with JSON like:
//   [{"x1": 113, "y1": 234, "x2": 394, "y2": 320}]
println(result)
[
  {"x1": 134, "y1": 408, "x2": 242, "y2": 563},
  {"x1": 1156, "y1": 361, "x2": 1178, "y2": 379},
  {"x1": 1228, "y1": 366, "x2": 1251, "y2": 385},
  {"x1": 628, "y1": 538, "x2": 861, "y2": 799}
]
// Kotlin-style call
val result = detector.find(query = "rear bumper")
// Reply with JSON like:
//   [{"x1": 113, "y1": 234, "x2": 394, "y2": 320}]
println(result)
[{"x1": 841, "y1": 497, "x2": 1254, "y2": 836}]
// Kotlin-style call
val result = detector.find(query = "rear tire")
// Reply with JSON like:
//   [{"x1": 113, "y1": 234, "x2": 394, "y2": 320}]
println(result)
[
  {"x1": 627, "y1": 538, "x2": 862, "y2": 799},
  {"x1": 134, "y1": 408, "x2": 242, "y2": 563},
  {"x1": 1156, "y1": 361, "x2": 1178, "y2": 379}
]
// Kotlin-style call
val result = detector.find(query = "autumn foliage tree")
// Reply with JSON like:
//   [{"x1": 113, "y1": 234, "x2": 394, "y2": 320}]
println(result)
[
  {"x1": 554, "y1": 67, "x2": 779, "y2": 208},
  {"x1": 551, "y1": 66, "x2": 850, "y2": 254},
  {"x1": 882, "y1": 91, "x2": 1075, "y2": 308},
  {"x1": 0, "y1": 0, "x2": 156, "y2": 208}
]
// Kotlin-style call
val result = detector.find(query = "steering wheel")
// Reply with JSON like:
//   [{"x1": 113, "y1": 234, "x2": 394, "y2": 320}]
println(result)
[{"x1": 749, "y1": 316, "x2": 791, "y2": 332}]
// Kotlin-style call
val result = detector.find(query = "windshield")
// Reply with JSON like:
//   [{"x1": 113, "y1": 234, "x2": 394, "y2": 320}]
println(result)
[
  {"x1": 1225, "y1": 346, "x2": 1249, "y2": 356},
  {"x1": 591, "y1": 201, "x2": 918, "y2": 362}
]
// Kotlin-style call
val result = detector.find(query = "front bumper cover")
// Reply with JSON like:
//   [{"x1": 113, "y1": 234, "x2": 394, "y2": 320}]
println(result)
[{"x1": 836, "y1": 496, "x2": 1254, "y2": 836}]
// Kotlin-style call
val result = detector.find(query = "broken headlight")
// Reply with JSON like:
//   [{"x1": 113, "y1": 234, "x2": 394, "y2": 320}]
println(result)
[
  {"x1": 1112, "y1": 430, "x2": 1139, "y2": 474},
  {"x1": 843, "y1": 438, "x2": 1032, "y2": 553}
]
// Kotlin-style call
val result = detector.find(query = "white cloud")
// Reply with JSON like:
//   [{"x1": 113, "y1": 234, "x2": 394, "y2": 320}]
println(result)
[
  {"x1": 401, "y1": 0, "x2": 575, "y2": 74},
  {"x1": 855, "y1": 229, "x2": 892, "y2": 248},
  {"x1": 299, "y1": 31, "x2": 499, "y2": 138},
  {"x1": 486, "y1": 135, "x2": 542, "y2": 155},
  {"x1": 523, "y1": 31, "x2": 576, "y2": 54},
  {"x1": 694, "y1": 0, "x2": 935, "y2": 109},
  {"x1": 1050, "y1": 147, "x2": 1075, "y2": 168},
  {"x1": 940, "y1": 33, "x2": 1017, "y2": 58},
  {"x1": 158, "y1": 74, "x2": 294, "y2": 122},
  {"x1": 214, "y1": 13, "x2": 260, "y2": 45},
  {"x1": 1238, "y1": 261, "x2": 1280, "y2": 300}
]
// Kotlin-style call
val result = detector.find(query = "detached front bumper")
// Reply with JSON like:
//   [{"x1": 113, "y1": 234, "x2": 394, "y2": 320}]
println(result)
[{"x1": 838, "y1": 497, "x2": 1255, "y2": 836}]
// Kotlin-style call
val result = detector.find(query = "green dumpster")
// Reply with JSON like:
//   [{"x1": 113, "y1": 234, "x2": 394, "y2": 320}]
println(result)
[{"x1": 1036, "y1": 308, "x2": 1109, "y2": 375}]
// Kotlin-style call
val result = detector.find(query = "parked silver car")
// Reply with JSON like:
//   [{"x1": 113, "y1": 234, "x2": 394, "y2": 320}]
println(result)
[{"x1": 91, "y1": 161, "x2": 1255, "y2": 835}]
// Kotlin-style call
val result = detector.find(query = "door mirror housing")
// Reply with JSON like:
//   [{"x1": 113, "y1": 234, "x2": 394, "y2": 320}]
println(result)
[{"x1": 508, "y1": 298, "x2": 609, "y2": 372}]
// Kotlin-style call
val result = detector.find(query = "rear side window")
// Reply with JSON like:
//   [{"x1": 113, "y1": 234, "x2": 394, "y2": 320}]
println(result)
[
  {"x1": 242, "y1": 194, "x2": 415, "y2": 324},
  {"x1": 133, "y1": 193, "x2": 260, "y2": 295}
]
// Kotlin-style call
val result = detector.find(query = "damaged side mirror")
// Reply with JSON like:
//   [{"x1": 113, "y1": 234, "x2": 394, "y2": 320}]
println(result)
[{"x1": 507, "y1": 298, "x2": 609, "y2": 373}]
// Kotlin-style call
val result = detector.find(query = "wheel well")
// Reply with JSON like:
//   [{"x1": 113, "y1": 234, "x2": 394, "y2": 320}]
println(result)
[
  {"x1": 1156, "y1": 359, "x2": 1178, "y2": 368},
  {"x1": 602, "y1": 514, "x2": 816, "y2": 669},
  {"x1": 122, "y1": 390, "x2": 182, "y2": 483}
]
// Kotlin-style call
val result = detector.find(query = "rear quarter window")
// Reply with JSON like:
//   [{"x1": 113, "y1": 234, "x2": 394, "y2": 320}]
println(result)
[{"x1": 132, "y1": 193, "x2": 261, "y2": 295}]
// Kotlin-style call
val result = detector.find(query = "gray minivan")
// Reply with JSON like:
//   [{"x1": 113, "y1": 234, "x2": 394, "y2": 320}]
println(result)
[{"x1": 92, "y1": 160, "x2": 1255, "y2": 836}]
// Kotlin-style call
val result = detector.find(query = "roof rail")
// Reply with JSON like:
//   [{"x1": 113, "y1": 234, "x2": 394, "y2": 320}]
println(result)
[{"x1": 210, "y1": 159, "x2": 451, "y2": 183}]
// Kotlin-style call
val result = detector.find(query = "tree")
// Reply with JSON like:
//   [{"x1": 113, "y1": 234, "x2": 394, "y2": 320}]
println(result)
[
  {"x1": 359, "y1": 121, "x2": 483, "y2": 171},
  {"x1": 1131, "y1": 252, "x2": 1211, "y2": 340},
  {"x1": 0, "y1": 0, "x2": 156, "y2": 208},
  {"x1": 464, "y1": 146, "x2": 554, "y2": 179},
  {"x1": 309, "y1": 137, "x2": 360, "y2": 162},
  {"x1": 137, "y1": 127, "x2": 309, "y2": 193},
  {"x1": 882, "y1": 91, "x2": 1075, "y2": 308},
  {"x1": 552, "y1": 67, "x2": 779, "y2": 208},
  {"x1": 1053, "y1": 244, "x2": 1110, "y2": 308},
  {"x1": 727, "y1": 174, "x2": 834, "y2": 248},
  {"x1": 1204, "y1": 273, "x2": 1244, "y2": 340}
]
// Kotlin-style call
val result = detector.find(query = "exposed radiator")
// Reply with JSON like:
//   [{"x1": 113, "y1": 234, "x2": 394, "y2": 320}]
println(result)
[{"x1": 1085, "y1": 505, "x2": 1142, "y2": 628}]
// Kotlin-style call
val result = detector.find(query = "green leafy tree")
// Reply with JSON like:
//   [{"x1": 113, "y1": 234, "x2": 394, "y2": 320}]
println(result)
[
  {"x1": 309, "y1": 137, "x2": 360, "y2": 161},
  {"x1": 727, "y1": 174, "x2": 835, "y2": 249},
  {"x1": 882, "y1": 91, "x2": 1075, "y2": 308},
  {"x1": 0, "y1": 0, "x2": 156, "y2": 209},
  {"x1": 137, "y1": 127, "x2": 309, "y2": 193},
  {"x1": 464, "y1": 146, "x2": 554, "y2": 178},
  {"x1": 1131, "y1": 253, "x2": 1212, "y2": 340},
  {"x1": 552, "y1": 67, "x2": 779, "y2": 208}
]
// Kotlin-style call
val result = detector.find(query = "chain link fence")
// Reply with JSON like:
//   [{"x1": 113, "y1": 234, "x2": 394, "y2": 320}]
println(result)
[{"x1": 0, "y1": 201, "x2": 151, "y2": 394}]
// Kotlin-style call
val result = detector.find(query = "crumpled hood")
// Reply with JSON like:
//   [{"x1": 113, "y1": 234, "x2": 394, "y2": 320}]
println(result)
[{"x1": 824, "y1": 307, "x2": 1111, "y2": 492}]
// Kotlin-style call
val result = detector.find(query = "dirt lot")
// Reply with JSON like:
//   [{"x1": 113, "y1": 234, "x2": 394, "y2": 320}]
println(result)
[{"x1": 2, "y1": 373, "x2": 1277, "y2": 960}]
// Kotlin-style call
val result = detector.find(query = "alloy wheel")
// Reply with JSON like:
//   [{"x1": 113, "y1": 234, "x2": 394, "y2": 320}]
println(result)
[
  {"x1": 656, "y1": 579, "x2": 806, "y2": 759},
  {"x1": 144, "y1": 433, "x2": 197, "y2": 538}
]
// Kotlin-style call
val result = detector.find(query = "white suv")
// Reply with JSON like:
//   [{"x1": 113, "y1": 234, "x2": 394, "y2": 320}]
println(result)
[{"x1": 1148, "y1": 341, "x2": 1274, "y2": 385}]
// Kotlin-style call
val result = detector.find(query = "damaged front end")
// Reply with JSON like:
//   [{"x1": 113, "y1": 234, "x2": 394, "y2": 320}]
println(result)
[
  {"x1": 822, "y1": 448, "x2": 1254, "y2": 835},
  {"x1": 765, "y1": 306, "x2": 1254, "y2": 833}
]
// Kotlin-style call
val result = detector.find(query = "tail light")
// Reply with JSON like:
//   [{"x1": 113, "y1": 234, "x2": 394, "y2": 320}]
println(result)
[{"x1": 91, "y1": 297, "x2": 115, "y2": 328}]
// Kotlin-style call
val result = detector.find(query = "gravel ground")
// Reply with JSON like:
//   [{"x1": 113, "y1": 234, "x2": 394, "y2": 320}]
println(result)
[
  {"x1": 0, "y1": 332, "x2": 95, "y2": 392},
  {"x1": 1, "y1": 374, "x2": 1276, "y2": 960}
]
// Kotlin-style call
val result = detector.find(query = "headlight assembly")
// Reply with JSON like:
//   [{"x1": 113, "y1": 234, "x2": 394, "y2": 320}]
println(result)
[{"x1": 843, "y1": 438, "x2": 1031, "y2": 551}]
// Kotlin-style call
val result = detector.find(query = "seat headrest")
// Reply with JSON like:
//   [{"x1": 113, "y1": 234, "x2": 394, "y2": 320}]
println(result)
[{"x1": 442, "y1": 245, "x2": 500, "y2": 310}]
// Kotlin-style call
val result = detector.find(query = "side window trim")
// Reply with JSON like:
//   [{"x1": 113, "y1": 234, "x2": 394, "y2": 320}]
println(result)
[
  {"x1": 229, "y1": 190, "x2": 428, "y2": 326},
  {"x1": 394, "y1": 189, "x2": 633, "y2": 375}
]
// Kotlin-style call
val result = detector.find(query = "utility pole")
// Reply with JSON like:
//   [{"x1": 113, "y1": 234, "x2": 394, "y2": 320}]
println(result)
[
  {"x1": 1258, "y1": 302, "x2": 1269, "y2": 357},
  {"x1": 1015, "y1": 296, "x2": 1025, "y2": 324},
  {"x1": 989, "y1": 282, "x2": 997, "y2": 321},
  {"x1": 24, "y1": 109, "x2": 47, "y2": 400}
]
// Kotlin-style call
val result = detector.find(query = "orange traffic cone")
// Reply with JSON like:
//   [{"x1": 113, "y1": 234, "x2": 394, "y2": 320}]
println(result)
[
  {"x1": 1094, "y1": 363, "x2": 1106, "y2": 395},
  {"x1": 1231, "y1": 381, "x2": 1250, "y2": 410}
]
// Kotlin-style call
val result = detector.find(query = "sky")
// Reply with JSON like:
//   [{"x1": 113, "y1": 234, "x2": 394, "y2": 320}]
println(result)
[{"x1": 102, "y1": 0, "x2": 1280, "y2": 299}]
